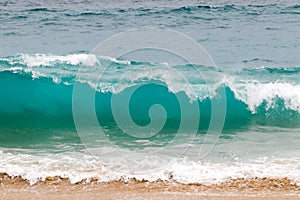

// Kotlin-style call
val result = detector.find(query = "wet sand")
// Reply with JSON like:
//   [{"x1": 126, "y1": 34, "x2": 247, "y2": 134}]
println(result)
[{"x1": 0, "y1": 173, "x2": 299, "y2": 200}]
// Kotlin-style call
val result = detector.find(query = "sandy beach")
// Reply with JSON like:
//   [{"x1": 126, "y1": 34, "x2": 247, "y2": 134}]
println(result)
[{"x1": 0, "y1": 173, "x2": 299, "y2": 200}]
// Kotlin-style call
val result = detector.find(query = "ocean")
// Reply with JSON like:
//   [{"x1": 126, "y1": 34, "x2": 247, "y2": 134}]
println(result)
[{"x1": 0, "y1": 0, "x2": 300, "y2": 186}]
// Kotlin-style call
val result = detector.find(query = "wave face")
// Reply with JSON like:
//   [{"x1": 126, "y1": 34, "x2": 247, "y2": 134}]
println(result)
[{"x1": 0, "y1": 54, "x2": 300, "y2": 131}]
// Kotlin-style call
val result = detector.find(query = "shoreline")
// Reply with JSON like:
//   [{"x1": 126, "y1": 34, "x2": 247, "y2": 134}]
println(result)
[{"x1": 1, "y1": 173, "x2": 299, "y2": 200}]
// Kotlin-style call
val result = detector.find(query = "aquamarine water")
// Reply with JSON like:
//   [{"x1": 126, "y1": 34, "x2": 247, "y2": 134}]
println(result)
[{"x1": 0, "y1": 0, "x2": 299, "y2": 185}]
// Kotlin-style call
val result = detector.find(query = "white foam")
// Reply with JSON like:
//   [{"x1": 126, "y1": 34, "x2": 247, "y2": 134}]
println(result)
[
  {"x1": 0, "y1": 54, "x2": 131, "y2": 68},
  {"x1": 8, "y1": 54, "x2": 98, "y2": 67},
  {"x1": 226, "y1": 78, "x2": 300, "y2": 113},
  {"x1": 0, "y1": 151, "x2": 299, "y2": 186},
  {"x1": 169, "y1": 159, "x2": 300, "y2": 186},
  {"x1": 99, "y1": 55, "x2": 131, "y2": 65}
]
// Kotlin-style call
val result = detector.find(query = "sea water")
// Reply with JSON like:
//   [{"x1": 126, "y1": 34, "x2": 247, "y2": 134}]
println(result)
[{"x1": 0, "y1": 0, "x2": 299, "y2": 185}]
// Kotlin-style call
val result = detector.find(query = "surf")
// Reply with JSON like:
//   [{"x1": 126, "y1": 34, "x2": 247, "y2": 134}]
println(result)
[{"x1": 0, "y1": 54, "x2": 300, "y2": 131}]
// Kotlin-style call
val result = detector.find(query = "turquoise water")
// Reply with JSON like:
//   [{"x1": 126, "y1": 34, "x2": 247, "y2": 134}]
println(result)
[{"x1": 0, "y1": 0, "x2": 299, "y2": 185}]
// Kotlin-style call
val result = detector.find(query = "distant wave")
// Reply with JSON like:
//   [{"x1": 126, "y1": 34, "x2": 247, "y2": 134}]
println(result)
[
  {"x1": 26, "y1": 8, "x2": 59, "y2": 12},
  {"x1": 243, "y1": 66, "x2": 300, "y2": 75},
  {"x1": 64, "y1": 11, "x2": 115, "y2": 17},
  {"x1": 42, "y1": 4, "x2": 300, "y2": 18}
]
